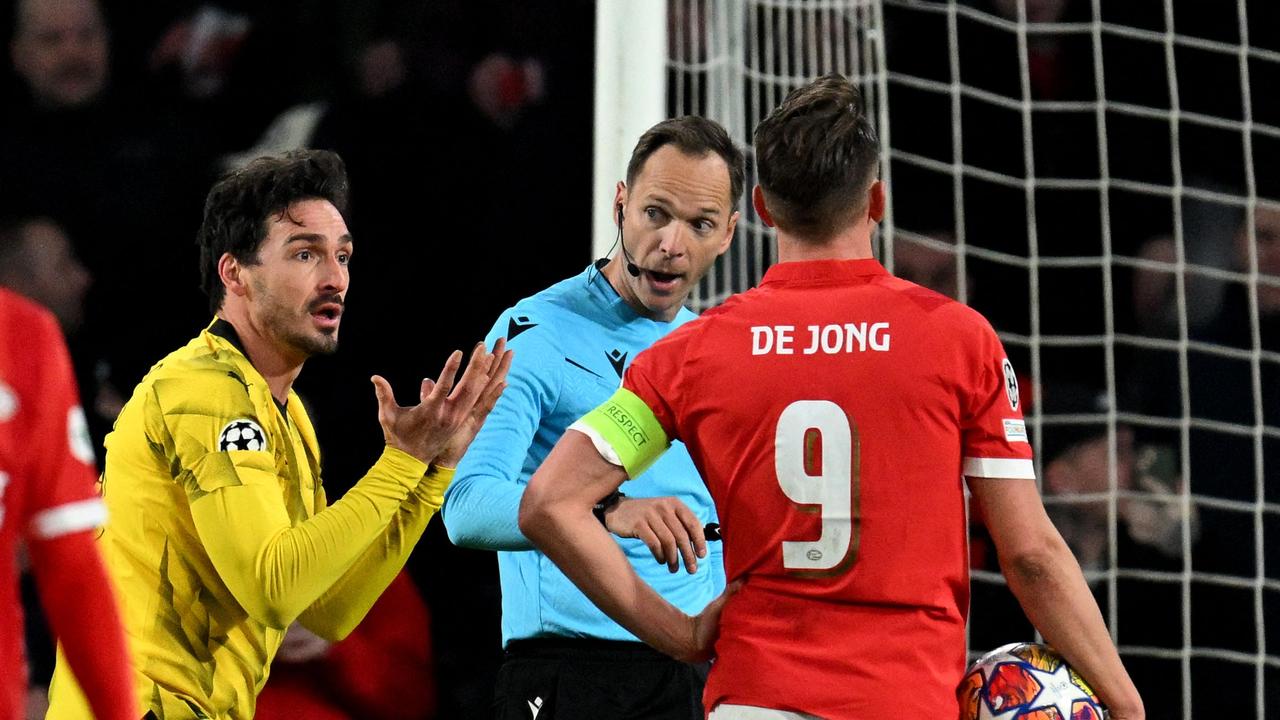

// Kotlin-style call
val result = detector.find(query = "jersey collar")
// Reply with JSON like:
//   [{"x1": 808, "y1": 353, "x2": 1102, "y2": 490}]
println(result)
[
  {"x1": 204, "y1": 317, "x2": 289, "y2": 413},
  {"x1": 760, "y1": 258, "x2": 888, "y2": 287}
]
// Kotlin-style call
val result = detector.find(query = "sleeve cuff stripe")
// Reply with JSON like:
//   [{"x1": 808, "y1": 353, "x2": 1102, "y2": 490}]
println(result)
[
  {"x1": 963, "y1": 457, "x2": 1036, "y2": 480},
  {"x1": 568, "y1": 421, "x2": 624, "y2": 467},
  {"x1": 30, "y1": 498, "x2": 107, "y2": 539}
]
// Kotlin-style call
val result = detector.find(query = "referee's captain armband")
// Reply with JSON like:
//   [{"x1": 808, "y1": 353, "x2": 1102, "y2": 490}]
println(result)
[{"x1": 568, "y1": 387, "x2": 670, "y2": 480}]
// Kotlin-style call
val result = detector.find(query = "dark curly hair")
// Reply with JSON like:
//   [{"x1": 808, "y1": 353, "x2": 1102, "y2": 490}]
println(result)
[
  {"x1": 197, "y1": 150, "x2": 350, "y2": 314},
  {"x1": 754, "y1": 74, "x2": 880, "y2": 241}
]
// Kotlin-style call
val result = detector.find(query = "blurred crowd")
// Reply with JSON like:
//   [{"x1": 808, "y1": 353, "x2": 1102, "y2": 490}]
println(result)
[
  {"x1": 1, "y1": 0, "x2": 593, "y2": 717},
  {"x1": 1, "y1": 0, "x2": 1277, "y2": 718},
  {"x1": 883, "y1": 1, "x2": 1279, "y2": 718}
]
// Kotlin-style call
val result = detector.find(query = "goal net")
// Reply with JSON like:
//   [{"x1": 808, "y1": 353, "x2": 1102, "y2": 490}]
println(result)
[{"x1": 602, "y1": 1, "x2": 1280, "y2": 718}]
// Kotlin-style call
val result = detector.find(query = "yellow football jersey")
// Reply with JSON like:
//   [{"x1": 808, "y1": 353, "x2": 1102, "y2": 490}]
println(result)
[{"x1": 47, "y1": 320, "x2": 451, "y2": 720}]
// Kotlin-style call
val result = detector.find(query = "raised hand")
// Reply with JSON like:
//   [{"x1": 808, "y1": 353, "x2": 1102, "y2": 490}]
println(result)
[
  {"x1": 370, "y1": 341, "x2": 502, "y2": 464},
  {"x1": 435, "y1": 338, "x2": 513, "y2": 468},
  {"x1": 604, "y1": 496, "x2": 708, "y2": 574}
]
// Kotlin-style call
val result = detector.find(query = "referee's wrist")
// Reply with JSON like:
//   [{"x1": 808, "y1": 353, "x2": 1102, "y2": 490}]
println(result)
[{"x1": 592, "y1": 490, "x2": 626, "y2": 527}]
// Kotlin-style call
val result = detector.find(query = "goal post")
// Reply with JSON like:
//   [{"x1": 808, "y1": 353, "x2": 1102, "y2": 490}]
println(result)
[{"x1": 595, "y1": 2, "x2": 1278, "y2": 719}]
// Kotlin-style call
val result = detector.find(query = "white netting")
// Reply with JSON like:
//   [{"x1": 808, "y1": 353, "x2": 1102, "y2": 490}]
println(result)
[{"x1": 661, "y1": 1, "x2": 1279, "y2": 718}]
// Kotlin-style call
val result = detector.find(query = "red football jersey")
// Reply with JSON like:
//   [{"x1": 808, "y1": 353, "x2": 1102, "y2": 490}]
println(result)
[
  {"x1": 622, "y1": 259, "x2": 1034, "y2": 718},
  {"x1": 0, "y1": 289, "x2": 104, "y2": 718}
]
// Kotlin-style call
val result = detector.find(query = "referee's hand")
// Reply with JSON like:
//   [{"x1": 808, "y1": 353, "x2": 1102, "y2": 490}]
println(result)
[{"x1": 604, "y1": 495, "x2": 707, "y2": 574}]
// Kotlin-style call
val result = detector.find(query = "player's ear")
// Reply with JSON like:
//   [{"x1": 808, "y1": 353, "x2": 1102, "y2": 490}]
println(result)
[
  {"x1": 218, "y1": 253, "x2": 249, "y2": 298},
  {"x1": 752, "y1": 185, "x2": 775, "y2": 228},
  {"x1": 867, "y1": 180, "x2": 886, "y2": 224},
  {"x1": 718, "y1": 210, "x2": 740, "y2": 256}
]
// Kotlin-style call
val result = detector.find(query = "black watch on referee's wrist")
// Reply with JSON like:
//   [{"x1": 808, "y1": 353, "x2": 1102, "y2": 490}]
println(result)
[{"x1": 592, "y1": 490, "x2": 626, "y2": 527}]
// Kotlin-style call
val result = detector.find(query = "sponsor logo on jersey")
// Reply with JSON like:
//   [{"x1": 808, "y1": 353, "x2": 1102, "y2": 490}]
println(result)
[
  {"x1": 607, "y1": 348, "x2": 628, "y2": 378},
  {"x1": 218, "y1": 418, "x2": 267, "y2": 452},
  {"x1": 527, "y1": 696, "x2": 543, "y2": 719},
  {"x1": 507, "y1": 315, "x2": 538, "y2": 340},
  {"x1": 1003, "y1": 418, "x2": 1028, "y2": 443},
  {"x1": 1002, "y1": 358, "x2": 1020, "y2": 411},
  {"x1": 67, "y1": 406, "x2": 95, "y2": 464},
  {"x1": 0, "y1": 380, "x2": 16, "y2": 422}
]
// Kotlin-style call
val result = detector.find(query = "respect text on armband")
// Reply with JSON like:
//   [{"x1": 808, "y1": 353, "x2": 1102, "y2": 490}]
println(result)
[{"x1": 603, "y1": 403, "x2": 649, "y2": 449}]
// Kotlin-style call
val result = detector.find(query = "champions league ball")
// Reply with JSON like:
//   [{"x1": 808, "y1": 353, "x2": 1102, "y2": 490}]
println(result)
[{"x1": 958, "y1": 643, "x2": 1107, "y2": 720}]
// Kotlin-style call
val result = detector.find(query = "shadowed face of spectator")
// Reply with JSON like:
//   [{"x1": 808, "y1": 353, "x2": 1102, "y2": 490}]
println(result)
[
  {"x1": 0, "y1": 218, "x2": 92, "y2": 331},
  {"x1": 892, "y1": 233, "x2": 965, "y2": 300},
  {"x1": 10, "y1": 0, "x2": 109, "y2": 109},
  {"x1": 1237, "y1": 204, "x2": 1280, "y2": 314},
  {"x1": 993, "y1": 0, "x2": 1069, "y2": 23}
]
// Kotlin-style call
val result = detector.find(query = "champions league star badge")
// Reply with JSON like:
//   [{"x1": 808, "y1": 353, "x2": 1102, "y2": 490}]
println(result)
[
  {"x1": 218, "y1": 418, "x2": 267, "y2": 452},
  {"x1": 1002, "y1": 358, "x2": 1020, "y2": 412}
]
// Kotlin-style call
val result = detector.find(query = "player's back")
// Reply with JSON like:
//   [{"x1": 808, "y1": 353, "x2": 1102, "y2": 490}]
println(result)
[{"x1": 635, "y1": 259, "x2": 1030, "y2": 717}]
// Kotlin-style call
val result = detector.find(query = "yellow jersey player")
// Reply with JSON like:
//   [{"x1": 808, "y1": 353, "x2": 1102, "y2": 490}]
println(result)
[{"x1": 46, "y1": 150, "x2": 512, "y2": 720}]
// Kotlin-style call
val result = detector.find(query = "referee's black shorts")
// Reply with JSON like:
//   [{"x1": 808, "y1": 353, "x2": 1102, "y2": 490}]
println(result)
[{"x1": 493, "y1": 638, "x2": 709, "y2": 720}]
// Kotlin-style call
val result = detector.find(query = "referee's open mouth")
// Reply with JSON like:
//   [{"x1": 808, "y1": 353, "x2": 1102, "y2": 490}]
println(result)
[{"x1": 641, "y1": 268, "x2": 684, "y2": 293}]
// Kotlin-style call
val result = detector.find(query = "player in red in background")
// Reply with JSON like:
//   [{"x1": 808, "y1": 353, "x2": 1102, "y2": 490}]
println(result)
[
  {"x1": 519, "y1": 75, "x2": 1145, "y2": 720},
  {"x1": 0, "y1": 287, "x2": 136, "y2": 719}
]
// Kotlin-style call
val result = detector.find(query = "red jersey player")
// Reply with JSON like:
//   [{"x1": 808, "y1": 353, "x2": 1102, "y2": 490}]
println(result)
[
  {"x1": 0, "y1": 287, "x2": 136, "y2": 719},
  {"x1": 519, "y1": 75, "x2": 1145, "y2": 720}
]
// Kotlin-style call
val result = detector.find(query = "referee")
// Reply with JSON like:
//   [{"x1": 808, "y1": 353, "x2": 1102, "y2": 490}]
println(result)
[{"x1": 442, "y1": 117, "x2": 742, "y2": 719}]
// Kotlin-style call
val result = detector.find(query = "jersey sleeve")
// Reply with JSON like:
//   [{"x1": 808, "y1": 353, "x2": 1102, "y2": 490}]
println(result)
[
  {"x1": 960, "y1": 318, "x2": 1035, "y2": 480},
  {"x1": 443, "y1": 311, "x2": 561, "y2": 550},
  {"x1": 23, "y1": 309, "x2": 105, "y2": 541},
  {"x1": 152, "y1": 368, "x2": 427, "y2": 629},
  {"x1": 568, "y1": 325, "x2": 692, "y2": 479}
]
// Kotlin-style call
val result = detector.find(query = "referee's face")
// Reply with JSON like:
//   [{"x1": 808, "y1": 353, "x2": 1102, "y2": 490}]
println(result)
[
  {"x1": 247, "y1": 199, "x2": 352, "y2": 359},
  {"x1": 614, "y1": 145, "x2": 738, "y2": 322}
]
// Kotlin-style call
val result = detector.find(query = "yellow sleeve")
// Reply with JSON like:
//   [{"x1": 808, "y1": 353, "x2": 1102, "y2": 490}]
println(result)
[
  {"x1": 187, "y1": 446, "x2": 426, "y2": 629},
  {"x1": 299, "y1": 465, "x2": 455, "y2": 640},
  {"x1": 157, "y1": 369, "x2": 428, "y2": 629}
]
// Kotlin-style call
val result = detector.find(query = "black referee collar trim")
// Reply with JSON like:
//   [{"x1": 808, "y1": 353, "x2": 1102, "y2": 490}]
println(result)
[{"x1": 209, "y1": 318, "x2": 288, "y2": 413}]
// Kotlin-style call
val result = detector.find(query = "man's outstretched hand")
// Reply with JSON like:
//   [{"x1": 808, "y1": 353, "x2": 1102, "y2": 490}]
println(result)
[{"x1": 371, "y1": 339, "x2": 512, "y2": 465}]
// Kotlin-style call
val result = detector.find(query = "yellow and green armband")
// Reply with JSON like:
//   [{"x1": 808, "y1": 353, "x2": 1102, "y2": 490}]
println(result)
[{"x1": 567, "y1": 387, "x2": 670, "y2": 479}]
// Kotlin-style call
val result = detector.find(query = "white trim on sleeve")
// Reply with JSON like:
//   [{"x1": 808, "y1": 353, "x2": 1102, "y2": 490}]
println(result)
[
  {"x1": 30, "y1": 498, "x2": 107, "y2": 539},
  {"x1": 568, "y1": 420, "x2": 624, "y2": 467},
  {"x1": 963, "y1": 457, "x2": 1036, "y2": 480}
]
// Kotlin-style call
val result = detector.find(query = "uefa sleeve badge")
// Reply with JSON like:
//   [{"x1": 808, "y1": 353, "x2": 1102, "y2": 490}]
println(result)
[
  {"x1": 218, "y1": 418, "x2": 267, "y2": 452},
  {"x1": 1001, "y1": 358, "x2": 1019, "y2": 412}
]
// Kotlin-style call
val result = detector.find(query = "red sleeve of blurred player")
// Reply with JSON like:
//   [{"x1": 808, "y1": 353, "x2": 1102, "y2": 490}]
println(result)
[
  {"x1": 321, "y1": 571, "x2": 435, "y2": 719},
  {"x1": 23, "y1": 308, "x2": 137, "y2": 720}
]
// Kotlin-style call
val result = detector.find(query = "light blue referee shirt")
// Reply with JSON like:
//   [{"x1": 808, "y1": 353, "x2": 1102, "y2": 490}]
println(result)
[{"x1": 442, "y1": 263, "x2": 725, "y2": 646}]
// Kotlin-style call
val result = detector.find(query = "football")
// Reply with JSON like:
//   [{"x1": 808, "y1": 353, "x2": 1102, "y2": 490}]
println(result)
[{"x1": 958, "y1": 642, "x2": 1107, "y2": 720}]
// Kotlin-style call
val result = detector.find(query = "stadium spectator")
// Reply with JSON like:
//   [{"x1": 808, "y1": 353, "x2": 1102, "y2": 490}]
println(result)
[
  {"x1": 0, "y1": 216, "x2": 90, "y2": 335},
  {"x1": 890, "y1": 230, "x2": 971, "y2": 301},
  {"x1": 44, "y1": 150, "x2": 511, "y2": 719},
  {"x1": 2, "y1": 0, "x2": 211, "y2": 397},
  {"x1": 0, "y1": 287, "x2": 137, "y2": 720},
  {"x1": 443, "y1": 116, "x2": 736, "y2": 720},
  {"x1": 255, "y1": 571, "x2": 436, "y2": 720},
  {"x1": 519, "y1": 74, "x2": 1144, "y2": 719}
]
